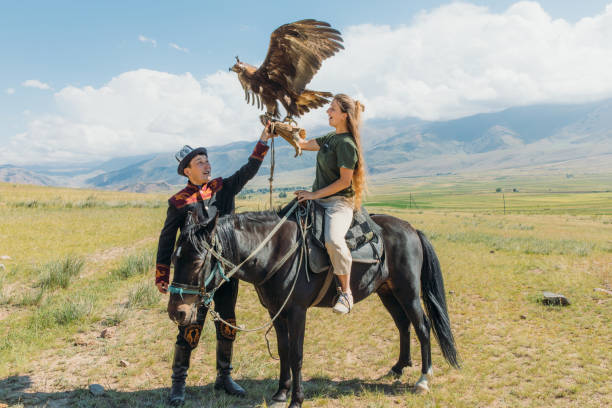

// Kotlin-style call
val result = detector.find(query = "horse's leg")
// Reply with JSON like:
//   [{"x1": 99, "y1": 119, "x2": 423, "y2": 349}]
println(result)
[
  {"x1": 391, "y1": 284, "x2": 433, "y2": 392},
  {"x1": 271, "y1": 315, "x2": 292, "y2": 403},
  {"x1": 287, "y1": 307, "x2": 306, "y2": 408},
  {"x1": 376, "y1": 284, "x2": 412, "y2": 377}
]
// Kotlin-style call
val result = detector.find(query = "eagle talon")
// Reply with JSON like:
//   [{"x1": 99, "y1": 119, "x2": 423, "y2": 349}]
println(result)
[
  {"x1": 282, "y1": 116, "x2": 298, "y2": 127},
  {"x1": 259, "y1": 114, "x2": 275, "y2": 127}
]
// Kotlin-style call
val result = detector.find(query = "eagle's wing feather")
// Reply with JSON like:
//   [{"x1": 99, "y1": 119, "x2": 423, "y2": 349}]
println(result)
[{"x1": 256, "y1": 19, "x2": 344, "y2": 94}]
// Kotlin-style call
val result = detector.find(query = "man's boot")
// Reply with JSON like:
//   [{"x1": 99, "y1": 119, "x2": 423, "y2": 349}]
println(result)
[
  {"x1": 213, "y1": 339, "x2": 246, "y2": 397},
  {"x1": 169, "y1": 344, "x2": 191, "y2": 406}
]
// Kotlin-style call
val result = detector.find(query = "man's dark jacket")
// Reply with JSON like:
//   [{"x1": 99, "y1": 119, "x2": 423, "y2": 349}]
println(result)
[{"x1": 155, "y1": 141, "x2": 269, "y2": 284}]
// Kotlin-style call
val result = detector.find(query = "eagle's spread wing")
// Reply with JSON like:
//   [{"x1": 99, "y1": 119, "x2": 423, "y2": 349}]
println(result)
[{"x1": 256, "y1": 19, "x2": 344, "y2": 94}]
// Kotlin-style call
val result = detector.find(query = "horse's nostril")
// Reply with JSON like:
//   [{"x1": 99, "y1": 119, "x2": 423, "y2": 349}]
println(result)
[{"x1": 177, "y1": 310, "x2": 186, "y2": 323}]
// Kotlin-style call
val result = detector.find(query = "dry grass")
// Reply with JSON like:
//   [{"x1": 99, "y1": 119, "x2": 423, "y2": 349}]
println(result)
[{"x1": 0, "y1": 180, "x2": 611, "y2": 407}]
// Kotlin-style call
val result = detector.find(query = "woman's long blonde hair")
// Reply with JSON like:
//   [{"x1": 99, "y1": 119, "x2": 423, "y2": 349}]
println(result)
[{"x1": 334, "y1": 93, "x2": 367, "y2": 209}]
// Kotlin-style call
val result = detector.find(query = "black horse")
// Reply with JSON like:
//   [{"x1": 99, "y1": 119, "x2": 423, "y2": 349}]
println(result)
[{"x1": 167, "y1": 209, "x2": 460, "y2": 408}]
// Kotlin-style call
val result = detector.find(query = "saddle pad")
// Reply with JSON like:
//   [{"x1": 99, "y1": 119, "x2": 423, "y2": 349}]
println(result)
[
  {"x1": 309, "y1": 201, "x2": 382, "y2": 251},
  {"x1": 307, "y1": 223, "x2": 384, "y2": 274},
  {"x1": 278, "y1": 199, "x2": 385, "y2": 274}
]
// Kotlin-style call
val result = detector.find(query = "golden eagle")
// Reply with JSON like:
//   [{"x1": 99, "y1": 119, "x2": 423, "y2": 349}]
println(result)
[{"x1": 229, "y1": 19, "x2": 344, "y2": 124}]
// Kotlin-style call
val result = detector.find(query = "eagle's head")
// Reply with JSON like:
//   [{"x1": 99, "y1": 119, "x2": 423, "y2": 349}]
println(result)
[{"x1": 229, "y1": 56, "x2": 256, "y2": 75}]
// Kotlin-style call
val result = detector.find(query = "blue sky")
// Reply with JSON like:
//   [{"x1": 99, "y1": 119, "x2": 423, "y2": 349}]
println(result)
[{"x1": 2, "y1": 1, "x2": 612, "y2": 164}]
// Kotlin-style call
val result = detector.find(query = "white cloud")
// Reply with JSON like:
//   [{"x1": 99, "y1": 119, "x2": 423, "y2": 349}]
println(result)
[
  {"x1": 22, "y1": 79, "x2": 52, "y2": 90},
  {"x1": 138, "y1": 34, "x2": 157, "y2": 47},
  {"x1": 5, "y1": 88, "x2": 15, "y2": 95},
  {"x1": 1, "y1": 69, "x2": 264, "y2": 164},
  {"x1": 308, "y1": 1, "x2": 612, "y2": 121},
  {"x1": 3, "y1": 1, "x2": 612, "y2": 164},
  {"x1": 169, "y1": 42, "x2": 189, "y2": 53}
]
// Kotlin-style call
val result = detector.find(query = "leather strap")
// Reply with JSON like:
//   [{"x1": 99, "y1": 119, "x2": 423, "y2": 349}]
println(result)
[
  {"x1": 259, "y1": 240, "x2": 301, "y2": 285},
  {"x1": 310, "y1": 268, "x2": 334, "y2": 307}
]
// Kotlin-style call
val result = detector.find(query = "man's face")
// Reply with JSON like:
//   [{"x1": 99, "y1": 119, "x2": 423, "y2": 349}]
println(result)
[{"x1": 184, "y1": 154, "x2": 211, "y2": 185}]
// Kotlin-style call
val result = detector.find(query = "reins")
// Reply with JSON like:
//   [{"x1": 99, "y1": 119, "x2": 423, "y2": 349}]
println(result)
[
  {"x1": 200, "y1": 200, "x2": 299, "y2": 304},
  {"x1": 268, "y1": 136, "x2": 275, "y2": 210},
  {"x1": 208, "y1": 201, "x2": 311, "y2": 359},
  {"x1": 168, "y1": 200, "x2": 304, "y2": 332}
]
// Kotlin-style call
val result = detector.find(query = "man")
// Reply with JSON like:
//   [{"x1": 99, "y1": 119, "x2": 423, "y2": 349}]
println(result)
[{"x1": 155, "y1": 126, "x2": 273, "y2": 406}]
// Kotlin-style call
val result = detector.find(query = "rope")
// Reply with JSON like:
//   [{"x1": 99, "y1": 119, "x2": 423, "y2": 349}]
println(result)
[
  {"x1": 265, "y1": 325, "x2": 279, "y2": 360},
  {"x1": 297, "y1": 201, "x2": 311, "y2": 282},
  {"x1": 173, "y1": 200, "x2": 305, "y2": 341},
  {"x1": 206, "y1": 201, "x2": 309, "y2": 337},
  {"x1": 172, "y1": 200, "x2": 299, "y2": 309},
  {"x1": 259, "y1": 239, "x2": 301, "y2": 285},
  {"x1": 202, "y1": 200, "x2": 298, "y2": 296},
  {"x1": 208, "y1": 236, "x2": 303, "y2": 333},
  {"x1": 268, "y1": 136, "x2": 275, "y2": 210}
]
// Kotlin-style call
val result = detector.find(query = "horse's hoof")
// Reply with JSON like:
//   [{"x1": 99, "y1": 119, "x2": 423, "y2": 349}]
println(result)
[
  {"x1": 414, "y1": 383, "x2": 429, "y2": 394},
  {"x1": 378, "y1": 368, "x2": 402, "y2": 380},
  {"x1": 271, "y1": 389, "x2": 289, "y2": 402},
  {"x1": 268, "y1": 402, "x2": 286, "y2": 408},
  {"x1": 414, "y1": 375, "x2": 430, "y2": 394}
]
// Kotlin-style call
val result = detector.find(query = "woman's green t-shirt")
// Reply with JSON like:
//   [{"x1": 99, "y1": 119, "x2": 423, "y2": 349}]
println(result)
[{"x1": 312, "y1": 132, "x2": 358, "y2": 197}]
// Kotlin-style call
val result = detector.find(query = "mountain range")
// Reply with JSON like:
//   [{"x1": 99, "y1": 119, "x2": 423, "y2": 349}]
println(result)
[{"x1": 3, "y1": 99, "x2": 611, "y2": 191}]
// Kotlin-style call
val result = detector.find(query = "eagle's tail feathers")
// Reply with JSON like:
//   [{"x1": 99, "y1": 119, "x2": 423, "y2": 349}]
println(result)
[{"x1": 296, "y1": 90, "x2": 333, "y2": 115}]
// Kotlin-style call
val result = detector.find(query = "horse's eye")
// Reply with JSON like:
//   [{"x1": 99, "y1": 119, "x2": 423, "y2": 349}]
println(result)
[{"x1": 176, "y1": 246, "x2": 182, "y2": 258}]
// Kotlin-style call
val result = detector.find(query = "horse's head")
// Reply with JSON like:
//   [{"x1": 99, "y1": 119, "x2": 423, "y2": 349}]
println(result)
[{"x1": 167, "y1": 211, "x2": 222, "y2": 326}]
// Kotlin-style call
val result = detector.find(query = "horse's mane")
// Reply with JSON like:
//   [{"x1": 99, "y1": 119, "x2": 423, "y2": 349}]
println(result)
[{"x1": 216, "y1": 211, "x2": 282, "y2": 262}]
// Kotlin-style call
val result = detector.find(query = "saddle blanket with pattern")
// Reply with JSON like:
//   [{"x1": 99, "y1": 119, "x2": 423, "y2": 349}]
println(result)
[{"x1": 303, "y1": 199, "x2": 385, "y2": 274}]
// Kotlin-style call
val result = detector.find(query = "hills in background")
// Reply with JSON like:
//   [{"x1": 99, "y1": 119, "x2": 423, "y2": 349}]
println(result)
[{"x1": 3, "y1": 99, "x2": 612, "y2": 191}]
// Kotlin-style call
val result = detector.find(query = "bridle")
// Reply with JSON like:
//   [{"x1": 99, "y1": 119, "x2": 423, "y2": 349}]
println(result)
[
  {"x1": 167, "y1": 199, "x2": 313, "y2": 361},
  {"x1": 167, "y1": 227, "x2": 229, "y2": 303},
  {"x1": 168, "y1": 200, "x2": 300, "y2": 309}
]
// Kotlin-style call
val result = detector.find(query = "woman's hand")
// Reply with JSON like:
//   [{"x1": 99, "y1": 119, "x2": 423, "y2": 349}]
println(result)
[
  {"x1": 294, "y1": 189, "x2": 317, "y2": 202},
  {"x1": 260, "y1": 121, "x2": 275, "y2": 142}
]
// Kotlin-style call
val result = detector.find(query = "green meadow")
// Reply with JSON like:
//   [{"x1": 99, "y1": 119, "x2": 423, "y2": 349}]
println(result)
[
  {"x1": 0, "y1": 176, "x2": 610, "y2": 407},
  {"x1": 367, "y1": 173, "x2": 612, "y2": 214}
]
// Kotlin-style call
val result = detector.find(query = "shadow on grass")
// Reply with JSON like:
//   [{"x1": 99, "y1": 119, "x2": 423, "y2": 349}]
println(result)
[{"x1": 0, "y1": 375, "x2": 416, "y2": 407}]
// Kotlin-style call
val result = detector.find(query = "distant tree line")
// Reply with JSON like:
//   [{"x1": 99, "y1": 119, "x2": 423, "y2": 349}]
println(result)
[
  {"x1": 238, "y1": 185, "x2": 310, "y2": 199},
  {"x1": 496, "y1": 187, "x2": 519, "y2": 193}
]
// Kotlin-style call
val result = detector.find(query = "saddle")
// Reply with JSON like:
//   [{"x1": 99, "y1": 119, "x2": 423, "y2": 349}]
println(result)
[
  {"x1": 277, "y1": 199, "x2": 387, "y2": 307},
  {"x1": 305, "y1": 200, "x2": 384, "y2": 274},
  {"x1": 279, "y1": 199, "x2": 385, "y2": 272}
]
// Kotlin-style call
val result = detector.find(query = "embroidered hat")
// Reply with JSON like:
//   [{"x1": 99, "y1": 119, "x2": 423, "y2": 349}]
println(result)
[{"x1": 175, "y1": 145, "x2": 208, "y2": 176}]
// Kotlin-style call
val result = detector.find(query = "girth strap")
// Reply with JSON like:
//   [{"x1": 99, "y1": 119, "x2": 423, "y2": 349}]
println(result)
[{"x1": 310, "y1": 268, "x2": 335, "y2": 307}]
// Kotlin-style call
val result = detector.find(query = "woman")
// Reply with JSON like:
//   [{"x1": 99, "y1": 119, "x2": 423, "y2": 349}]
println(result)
[{"x1": 294, "y1": 94, "x2": 366, "y2": 314}]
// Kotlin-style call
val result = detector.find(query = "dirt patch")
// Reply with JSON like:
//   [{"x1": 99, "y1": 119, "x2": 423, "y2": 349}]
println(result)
[{"x1": 87, "y1": 237, "x2": 155, "y2": 265}]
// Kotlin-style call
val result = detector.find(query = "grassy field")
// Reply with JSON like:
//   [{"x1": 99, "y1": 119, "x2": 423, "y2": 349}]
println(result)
[{"x1": 0, "y1": 177, "x2": 611, "y2": 407}]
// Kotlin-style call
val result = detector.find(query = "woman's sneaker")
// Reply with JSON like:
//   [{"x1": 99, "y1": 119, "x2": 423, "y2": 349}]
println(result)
[{"x1": 333, "y1": 290, "x2": 353, "y2": 314}]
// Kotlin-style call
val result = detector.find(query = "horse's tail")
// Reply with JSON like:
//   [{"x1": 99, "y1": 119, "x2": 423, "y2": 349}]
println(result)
[{"x1": 417, "y1": 230, "x2": 461, "y2": 368}]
